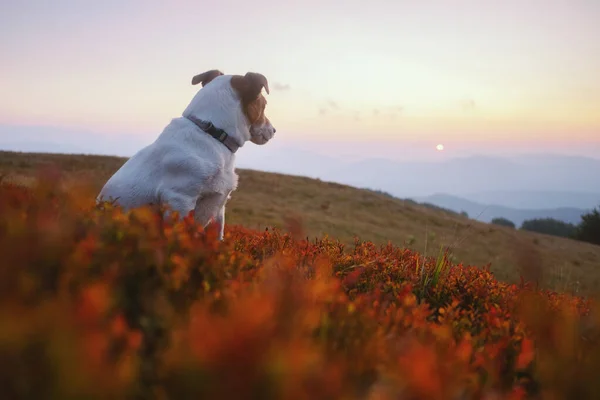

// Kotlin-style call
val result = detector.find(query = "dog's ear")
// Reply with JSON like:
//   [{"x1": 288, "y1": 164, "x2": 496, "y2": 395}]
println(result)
[
  {"x1": 191, "y1": 69, "x2": 224, "y2": 86},
  {"x1": 245, "y1": 72, "x2": 270, "y2": 95},
  {"x1": 231, "y1": 72, "x2": 270, "y2": 101}
]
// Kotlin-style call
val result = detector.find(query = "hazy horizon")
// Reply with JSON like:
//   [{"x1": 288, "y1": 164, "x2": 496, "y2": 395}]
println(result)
[{"x1": 2, "y1": 121, "x2": 600, "y2": 162}]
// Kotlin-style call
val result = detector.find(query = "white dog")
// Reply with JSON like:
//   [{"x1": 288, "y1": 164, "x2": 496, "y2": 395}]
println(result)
[{"x1": 97, "y1": 70, "x2": 276, "y2": 240}]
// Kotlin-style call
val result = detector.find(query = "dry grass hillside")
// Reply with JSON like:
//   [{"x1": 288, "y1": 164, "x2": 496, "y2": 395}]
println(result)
[{"x1": 2, "y1": 149, "x2": 599, "y2": 295}]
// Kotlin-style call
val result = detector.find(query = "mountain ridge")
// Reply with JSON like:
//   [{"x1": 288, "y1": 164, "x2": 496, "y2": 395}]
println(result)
[
  {"x1": 415, "y1": 192, "x2": 591, "y2": 226},
  {"x1": 3, "y1": 123, "x2": 600, "y2": 209}
]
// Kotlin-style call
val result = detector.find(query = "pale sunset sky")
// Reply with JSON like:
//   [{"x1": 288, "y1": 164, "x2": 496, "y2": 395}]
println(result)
[{"x1": 1, "y1": 0, "x2": 599, "y2": 159}]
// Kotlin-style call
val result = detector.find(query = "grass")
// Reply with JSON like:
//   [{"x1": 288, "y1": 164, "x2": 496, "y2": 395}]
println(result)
[{"x1": 1, "y1": 149, "x2": 600, "y2": 296}]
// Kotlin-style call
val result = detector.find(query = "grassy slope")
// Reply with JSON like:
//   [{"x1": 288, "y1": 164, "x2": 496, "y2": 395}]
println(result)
[{"x1": 2, "y1": 150, "x2": 599, "y2": 295}]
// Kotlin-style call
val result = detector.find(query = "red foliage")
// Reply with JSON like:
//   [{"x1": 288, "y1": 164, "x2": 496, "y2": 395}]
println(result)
[{"x1": 1, "y1": 175, "x2": 600, "y2": 399}]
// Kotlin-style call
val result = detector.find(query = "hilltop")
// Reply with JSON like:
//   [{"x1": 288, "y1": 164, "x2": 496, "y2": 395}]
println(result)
[{"x1": 1, "y1": 150, "x2": 599, "y2": 295}]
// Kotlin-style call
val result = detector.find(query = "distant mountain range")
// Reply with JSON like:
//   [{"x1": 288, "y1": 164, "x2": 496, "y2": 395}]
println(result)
[
  {"x1": 322, "y1": 154, "x2": 600, "y2": 200},
  {"x1": 2, "y1": 123, "x2": 599, "y2": 222},
  {"x1": 460, "y1": 190, "x2": 600, "y2": 210},
  {"x1": 413, "y1": 193, "x2": 590, "y2": 226}
]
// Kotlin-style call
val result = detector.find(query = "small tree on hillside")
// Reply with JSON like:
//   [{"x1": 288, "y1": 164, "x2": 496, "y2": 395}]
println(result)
[
  {"x1": 491, "y1": 217, "x2": 515, "y2": 229},
  {"x1": 520, "y1": 218, "x2": 577, "y2": 239},
  {"x1": 574, "y1": 206, "x2": 600, "y2": 245}
]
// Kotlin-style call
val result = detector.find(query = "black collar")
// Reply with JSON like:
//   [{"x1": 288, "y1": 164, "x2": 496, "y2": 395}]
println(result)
[{"x1": 184, "y1": 115, "x2": 240, "y2": 153}]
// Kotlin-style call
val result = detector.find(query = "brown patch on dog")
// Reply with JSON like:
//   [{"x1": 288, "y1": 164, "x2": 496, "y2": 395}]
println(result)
[
  {"x1": 191, "y1": 69, "x2": 224, "y2": 86},
  {"x1": 230, "y1": 72, "x2": 270, "y2": 125},
  {"x1": 246, "y1": 95, "x2": 268, "y2": 125}
]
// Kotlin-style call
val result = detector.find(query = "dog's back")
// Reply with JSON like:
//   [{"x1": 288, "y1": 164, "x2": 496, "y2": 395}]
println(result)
[
  {"x1": 97, "y1": 117, "x2": 231, "y2": 211},
  {"x1": 97, "y1": 143, "x2": 160, "y2": 209}
]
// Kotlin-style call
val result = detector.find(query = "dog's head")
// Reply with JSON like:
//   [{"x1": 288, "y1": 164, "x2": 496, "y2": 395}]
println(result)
[{"x1": 191, "y1": 70, "x2": 276, "y2": 145}]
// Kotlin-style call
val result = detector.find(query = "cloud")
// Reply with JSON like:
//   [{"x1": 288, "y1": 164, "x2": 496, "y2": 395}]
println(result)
[
  {"x1": 459, "y1": 98, "x2": 476, "y2": 111},
  {"x1": 370, "y1": 105, "x2": 404, "y2": 120},
  {"x1": 318, "y1": 100, "x2": 403, "y2": 121},
  {"x1": 273, "y1": 82, "x2": 291, "y2": 91},
  {"x1": 386, "y1": 106, "x2": 403, "y2": 119},
  {"x1": 317, "y1": 99, "x2": 341, "y2": 117}
]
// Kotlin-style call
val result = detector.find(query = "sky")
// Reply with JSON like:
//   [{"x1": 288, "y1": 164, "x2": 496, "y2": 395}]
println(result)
[{"x1": 1, "y1": 0, "x2": 599, "y2": 160}]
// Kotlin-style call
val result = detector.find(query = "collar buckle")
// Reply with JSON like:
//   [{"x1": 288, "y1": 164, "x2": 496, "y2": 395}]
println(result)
[{"x1": 184, "y1": 115, "x2": 239, "y2": 153}]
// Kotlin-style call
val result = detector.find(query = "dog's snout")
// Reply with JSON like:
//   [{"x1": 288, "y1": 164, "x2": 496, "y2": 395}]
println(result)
[{"x1": 273, "y1": 127, "x2": 276, "y2": 134}]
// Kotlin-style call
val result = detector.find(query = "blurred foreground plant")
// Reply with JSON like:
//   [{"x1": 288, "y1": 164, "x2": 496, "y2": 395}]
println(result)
[{"x1": 1, "y1": 171, "x2": 599, "y2": 400}]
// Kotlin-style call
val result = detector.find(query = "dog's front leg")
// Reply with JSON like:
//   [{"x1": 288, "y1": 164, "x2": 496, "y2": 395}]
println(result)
[
  {"x1": 216, "y1": 191, "x2": 232, "y2": 241},
  {"x1": 194, "y1": 192, "x2": 228, "y2": 240},
  {"x1": 215, "y1": 206, "x2": 225, "y2": 240}
]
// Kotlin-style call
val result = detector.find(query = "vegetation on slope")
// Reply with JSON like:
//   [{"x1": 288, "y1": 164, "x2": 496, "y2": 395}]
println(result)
[
  {"x1": 1, "y1": 168, "x2": 600, "y2": 399},
  {"x1": 2, "y1": 150, "x2": 599, "y2": 295},
  {"x1": 574, "y1": 207, "x2": 600, "y2": 246},
  {"x1": 491, "y1": 218, "x2": 517, "y2": 229},
  {"x1": 520, "y1": 218, "x2": 578, "y2": 239}
]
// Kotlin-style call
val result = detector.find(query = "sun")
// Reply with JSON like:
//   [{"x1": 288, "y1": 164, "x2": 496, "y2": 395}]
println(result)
[{"x1": 436, "y1": 144, "x2": 444, "y2": 151}]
